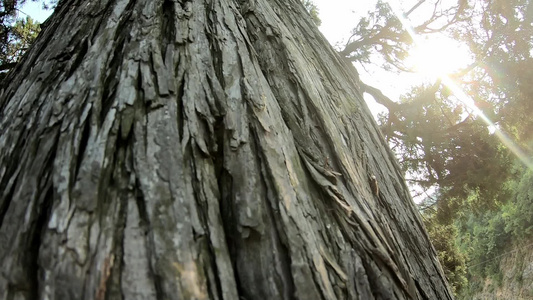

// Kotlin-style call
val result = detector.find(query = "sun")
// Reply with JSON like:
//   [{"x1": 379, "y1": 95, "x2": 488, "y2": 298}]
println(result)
[{"x1": 406, "y1": 35, "x2": 473, "y2": 80}]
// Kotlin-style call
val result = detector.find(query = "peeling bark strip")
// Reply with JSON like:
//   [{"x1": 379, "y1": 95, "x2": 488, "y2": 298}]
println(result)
[{"x1": 0, "y1": 0, "x2": 453, "y2": 299}]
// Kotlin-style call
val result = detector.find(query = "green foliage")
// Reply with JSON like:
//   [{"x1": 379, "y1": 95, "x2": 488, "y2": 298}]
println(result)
[
  {"x1": 1, "y1": 0, "x2": 19, "y2": 64},
  {"x1": 1, "y1": 16, "x2": 40, "y2": 64},
  {"x1": 0, "y1": 0, "x2": 55, "y2": 73},
  {"x1": 454, "y1": 0, "x2": 533, "y2": 154},
  {"x1": 381, "y1": 82, "x2": 512, "y2": 220},
  {"x1": 0, "y1": 15, "x2": 40, "y2": 83},
  {"x1": 502, "y1": 168, "x2": 533, "y2": 239},
  {"x1": 341, "y1": 0, "x2": 410, "y2": 67},
  {"x1": 452, "y1": 165, "x2": 533, "y2": 297},
  {"x1": 422, "y1": 208, "x2": 468, "y2": 294},
  {"x1": 300, "y1": 0, "x2": 321, "y2": 26},
  {"x1": 458, "y1": 211, "x2": 510, "y2": 276}
]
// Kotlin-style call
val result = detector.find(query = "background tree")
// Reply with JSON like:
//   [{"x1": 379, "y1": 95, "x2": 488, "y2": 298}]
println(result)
[
  {"x1": 420, "y1": 205, "x2": 468, "y2": 294},
  {"x1": 0, "y1": 0, "x2": 453, "y2": 299},
  {"x1": 343, "y1": 0, "x2": 532, "y2": 213},
  {"x1": 0, "y1": 16, "x2": 40, "y2": 74},
  {"x1": 0, "y1": 0, "x2": 56, "y2": 76},
  {"x1": 340, "y1": 0, "x2": 533, "y2": 296},
  {"x1": 301, "y1": 0, "x2": 321, "y2": 26}
]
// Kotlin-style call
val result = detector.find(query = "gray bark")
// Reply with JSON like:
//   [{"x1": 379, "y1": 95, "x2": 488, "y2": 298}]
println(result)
[{"x1": 0, "y1": 0, "x2": 453, "y2": 299}]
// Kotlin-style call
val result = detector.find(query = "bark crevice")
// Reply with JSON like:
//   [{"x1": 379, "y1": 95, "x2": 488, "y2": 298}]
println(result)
[
  {"x1": 133, "y1": 178, "x2": 165, "y2": 300},
  {"x1": 27, "y1": 174, "x2": 54, "y2": 299}
]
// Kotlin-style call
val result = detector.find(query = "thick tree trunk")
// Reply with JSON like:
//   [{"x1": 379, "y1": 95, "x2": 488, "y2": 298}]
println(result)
[{"x1": 0, "y1": 0, "x2": 453, "y2": 299}]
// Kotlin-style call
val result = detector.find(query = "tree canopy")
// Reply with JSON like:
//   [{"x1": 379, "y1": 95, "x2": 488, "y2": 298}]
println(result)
[
  {"x1": 342, "y1": 0, "x2": 532, "y2": 215},
  {"x1": 0, "y1": 0, "x2": 56, "y2": 76}
]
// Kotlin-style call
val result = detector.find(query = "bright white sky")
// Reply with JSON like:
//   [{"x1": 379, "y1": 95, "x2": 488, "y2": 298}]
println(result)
[
  {"x1": 311, "y1": 0, "x2": 472, "y2": 117},
  {"x1": 312, "y1": 0, "x2": 413, "y2": 115},
  {"x1": 313, "y1": 0, "x2": 376, "y2": 44},
  {"x1": 19, "y1": 1, "x2": 50, "y2": 22}
]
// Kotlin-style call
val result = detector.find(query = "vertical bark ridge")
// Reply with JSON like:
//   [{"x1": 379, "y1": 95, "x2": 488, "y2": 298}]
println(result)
[{"x1": 0, "y1": 0, "x2": 454, "y2": 299}]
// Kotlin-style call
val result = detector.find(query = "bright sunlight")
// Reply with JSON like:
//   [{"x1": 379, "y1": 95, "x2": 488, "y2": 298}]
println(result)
[
  {"x1": 406, "y1": 35, "x2": 473, "y2": 79},
  {"x1": 387, "y1": 1, "x2": 533, "y2": 170}
]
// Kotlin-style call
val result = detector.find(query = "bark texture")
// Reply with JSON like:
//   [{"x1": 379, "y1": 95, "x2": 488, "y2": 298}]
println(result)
[{"x1": 0, "y1": 0, "x2": 453, "y2": 299}]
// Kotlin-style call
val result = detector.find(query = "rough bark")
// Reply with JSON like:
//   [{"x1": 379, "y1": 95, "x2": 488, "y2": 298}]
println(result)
[{"x1": 0, "y1": 0, "x2": 453, "y2": 299}]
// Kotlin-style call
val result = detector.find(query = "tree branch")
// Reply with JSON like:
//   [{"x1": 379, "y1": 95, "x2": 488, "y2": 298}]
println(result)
[{"x1": 360, "y1": 82, "x2": 401, "y2": 111}]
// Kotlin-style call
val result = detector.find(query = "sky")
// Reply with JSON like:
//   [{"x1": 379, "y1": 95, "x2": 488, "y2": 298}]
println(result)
[
  {"x1": 310, "y1": 1, "x2": 472, "y2": 117},
  {"x1": 312, "y1": 0, "x2": 376, "y2": 44},
  {"x1": 19, "y1": 1, "x2": 51, "y2": 22},
  {"x1": 311, "y1": 0, "x2": 412, "y2": 115}
]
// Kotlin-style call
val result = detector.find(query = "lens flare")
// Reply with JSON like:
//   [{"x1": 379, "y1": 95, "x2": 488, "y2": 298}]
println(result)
[
  {"x1": 384, "y1": 1, "x2": 533, "y2": 169},
  {"x1": 441, "y1": 76, "x2": 533, "y2": 169},
  {"x1": 406, "y1": 37, "x2": 472, "y2": 80}
]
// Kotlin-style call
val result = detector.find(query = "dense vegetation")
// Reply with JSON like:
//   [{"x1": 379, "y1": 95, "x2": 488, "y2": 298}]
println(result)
[
  {"x1": 2, "y1": 0, "x2": 532, "y2": 297},
  {"x1": 0, "y1": 0, "x2": 51, "y2": 80}
]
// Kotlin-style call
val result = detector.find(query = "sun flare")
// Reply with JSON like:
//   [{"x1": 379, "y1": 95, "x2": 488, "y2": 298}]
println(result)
[{"x1": 407, "y1": 36, "x2": 472, "y2": 79}]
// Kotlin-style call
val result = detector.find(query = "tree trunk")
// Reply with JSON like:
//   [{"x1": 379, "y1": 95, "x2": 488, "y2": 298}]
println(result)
[{"x1": 0, "y1": 0, "x2": 453, "y2": 299}]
